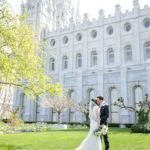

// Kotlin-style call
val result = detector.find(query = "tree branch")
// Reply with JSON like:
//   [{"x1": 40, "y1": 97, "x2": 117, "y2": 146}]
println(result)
[{"x1": 114, "y1": 97, "x2": 139, "y2": 113}]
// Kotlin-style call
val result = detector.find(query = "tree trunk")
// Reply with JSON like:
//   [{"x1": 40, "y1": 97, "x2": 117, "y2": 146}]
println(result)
[{"x1": 57, "y1": 112, "x2": 61, "y2": 124}]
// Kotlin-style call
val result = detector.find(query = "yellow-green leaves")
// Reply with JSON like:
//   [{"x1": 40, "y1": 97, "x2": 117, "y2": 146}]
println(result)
[{"x1": 0, "y1": 0, "x2": 63, "y2": 99}]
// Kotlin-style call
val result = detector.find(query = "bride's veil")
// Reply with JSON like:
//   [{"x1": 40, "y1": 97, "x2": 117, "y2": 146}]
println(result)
[{"x1": 89, "y1": 100, "x2": 97, "y2": 118}]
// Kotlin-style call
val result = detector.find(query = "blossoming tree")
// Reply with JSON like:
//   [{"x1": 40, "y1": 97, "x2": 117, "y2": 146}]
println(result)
[{"x1": 42, "y1": 97, "x2": 74, "y2": 124}]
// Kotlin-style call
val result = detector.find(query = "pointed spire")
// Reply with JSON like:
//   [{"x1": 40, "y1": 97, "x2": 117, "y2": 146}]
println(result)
[
  {"x1": 21, "y1": 0, "x2": 25, "y2": 14},
  {"x1": 133, "y1": 0, "x2": 139, "y2": 8},
  {"x1": 21, "y1": 0, "x2": 24, "y2": 6},
  {"x1": 76, "y1": 0, "x2": 81, "y2": 24}
]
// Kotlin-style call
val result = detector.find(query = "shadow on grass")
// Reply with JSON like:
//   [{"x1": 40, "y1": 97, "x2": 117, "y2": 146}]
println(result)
[
  {"x1": 48, "y1": 128, "x2": 131, "y2": 133},
  {"x1": 0, "y1": 144, "x2": 28, "y2": 150},
  {"x1": 48, "y1": 128, "x2": 89, "y2": 132}
]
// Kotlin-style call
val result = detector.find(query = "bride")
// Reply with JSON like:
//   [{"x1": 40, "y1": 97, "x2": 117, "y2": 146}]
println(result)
[{"x1": 75, "y1": 99, "x2": 102, "y2": 150}]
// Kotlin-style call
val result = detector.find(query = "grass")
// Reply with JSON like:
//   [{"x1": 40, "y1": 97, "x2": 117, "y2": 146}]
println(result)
[{"x1": 0, "y1": 128, "x2": 150, "y2": 150}]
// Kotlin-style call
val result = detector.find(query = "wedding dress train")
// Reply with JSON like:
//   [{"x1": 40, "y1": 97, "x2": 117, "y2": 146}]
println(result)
[{"x1": 75, "y1": 101, "x2": 102, "y2": 150}]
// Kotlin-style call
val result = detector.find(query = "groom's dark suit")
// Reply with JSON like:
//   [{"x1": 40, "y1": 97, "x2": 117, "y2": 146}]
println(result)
[{"x1": 99, "y1": 101, "x2": 109, "y2": 150}]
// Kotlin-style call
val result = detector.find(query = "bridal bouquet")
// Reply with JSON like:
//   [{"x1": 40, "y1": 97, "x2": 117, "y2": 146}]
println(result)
[{"x1": 94, "y1": 125, "x2": 108, "y2": 136}]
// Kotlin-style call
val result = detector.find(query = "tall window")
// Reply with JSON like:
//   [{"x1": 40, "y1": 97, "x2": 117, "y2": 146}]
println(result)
[
  {"x1": 69, "y1": 90, "x2": 75, "y2": 122},
  {"x1": 88, "y1": 89, "x2": 96, "y2": 101},
  {"x1": 62, "y1": 56, "x2": 68, "y2": 70},
  {"x1": 144, "y1": 42, "x2": 150, "y2": 59},
  {"x1": 76, "y1": 54, "x2": 82, "y2": 68},
  {"x1": 134, "y1": 86, "x2": 143, "y2": 111},
  {"x1": 49, "y1": 58, "x2": 55, "y2": 71},
  {"x1": 125, "y1": 45, "x2": 132, "y2": 62},
  {"x1": 91, "y1": 51, "x2": 97, "y2": 66},
  {"x1": 20, "y1": 93, "x2": 26, "y2": 120},
  {"x1": 52, "y1": 109, "x2": 57, "y2": 122},
  {"x1": 110, "y1": 88, "x2": 119, "y2": 123},
  {"x1": 107, "y1": 48, "x2": 114, "y2": 65},
  {"x1": 36, "y1": 96, "x2": 40, "y2": 121}
]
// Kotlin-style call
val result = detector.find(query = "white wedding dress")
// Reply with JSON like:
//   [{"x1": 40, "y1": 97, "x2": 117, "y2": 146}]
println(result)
[{"x1": 75, "y1": 101, "x2": 102, "y2": 150}]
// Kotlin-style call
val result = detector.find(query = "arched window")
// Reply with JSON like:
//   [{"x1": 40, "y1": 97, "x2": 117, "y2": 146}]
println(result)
[
  {"x1": 110, "y1": 88, "x2": 119, "y2": 123},
  {"x1": 20, "y1": 93, "x2": 26, "y2": 120},
  {"x1": 62, "y1": 56, "x2": 68, "y2": 70},
  {"x1": 68, "y1": 90, "x2": 75, "y2": 122},
  {"x1": 134, "y1": 86, "x2": 143, "y2": 110},
  {"x1": 107, "y1": 48, "x2": 114, "y2": 65},
  {"x1": 144, "y1": 42, "x2": 150, "y2": 59},
  {"x1": 88, "y1": 89, "x2": 96, "y2": 101},
  {"x1": 49, "y1": 58, "x2": 55, "y2": 71},
  {"x1": 76, "y1": 54, "x2": 82, "y2": 68},
  {"x1": 125, "y1": 45, "x2": 132, "y2": 62},
  {"x1": 91, "y1": 51, "x2": 97, "y2": 66}
]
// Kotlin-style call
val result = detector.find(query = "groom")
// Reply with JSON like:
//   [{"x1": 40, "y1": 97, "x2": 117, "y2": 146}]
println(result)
[{"x1": 96, "y1": 96, "x2": 110, "y2": 150}]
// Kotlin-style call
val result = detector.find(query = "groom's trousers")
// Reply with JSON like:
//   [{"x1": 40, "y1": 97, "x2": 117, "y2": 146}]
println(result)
[{"x1": 100, "y1": 134, "x2": 109, "y2": 150}]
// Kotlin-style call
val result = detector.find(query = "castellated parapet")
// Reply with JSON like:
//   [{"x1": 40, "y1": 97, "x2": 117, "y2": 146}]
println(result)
[{"x1": 47, "y1": 0, "x2": 150, "y2": 35}]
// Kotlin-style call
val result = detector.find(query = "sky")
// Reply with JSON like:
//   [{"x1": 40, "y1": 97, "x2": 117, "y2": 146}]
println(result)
[{"x1": 7, "y1": 0, "x2": 150, "y2": 19}]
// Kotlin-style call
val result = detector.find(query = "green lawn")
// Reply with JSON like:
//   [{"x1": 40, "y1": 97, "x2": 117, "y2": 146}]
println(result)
[{"x1": 0, "y1": 128, "x2": 149, "y2": 150}]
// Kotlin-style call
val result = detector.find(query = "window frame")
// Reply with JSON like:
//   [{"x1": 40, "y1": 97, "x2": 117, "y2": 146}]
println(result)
[
  {"x1": 107, "y1": 48, "x2": 114, "y2": 65},
  {"x1": 49, "y1": 58, "x2": 55, "y2": 71},
  {"x1": 62, "y1": 56, "x2": 68, "y2": 70},
  {"x1": 76, "y1": 54, "x2": 82, "y2": 68},
  {"x1": 91, "y1": 51, "x2": 97, "y2": 67},
  {"x1": 125, "y1": 45, "x2": 132, "y2": 63},
  {"x1": 144, "y1": 42, "x2": 150, "y2": 60}
]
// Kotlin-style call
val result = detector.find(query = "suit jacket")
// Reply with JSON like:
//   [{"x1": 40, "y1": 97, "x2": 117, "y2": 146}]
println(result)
[{"x1": 99, "y1": 102, "x2": 109, "y2": 125}]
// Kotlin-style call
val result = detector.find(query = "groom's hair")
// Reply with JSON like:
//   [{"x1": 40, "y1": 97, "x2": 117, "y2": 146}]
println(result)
[{"x1": 97, "y1": 96, "x2": 104, "y2": 101}]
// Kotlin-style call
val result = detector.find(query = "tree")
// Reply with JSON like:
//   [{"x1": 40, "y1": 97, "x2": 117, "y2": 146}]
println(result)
[
  {"x1": 42, "y1": 97, "x2": 74, "y2": 124},
  {"x1": 114, "y1": 94, "x2": 150, "y2": 123},
  {"x1": 9, "y1": 106, "x2": 24, "y2": 126},
  {"x1": 114, "y1": 94, "x2": 150, "y2": 133},
  {"x1": 74, "y1": 102, "x2": 89, "y2": 120},
  {"x1": 0, "y1": 0, "x2": 63, "y2": 99},
  {"x1": 74, "y1": 102, "x2": 90, "y2": 127}
]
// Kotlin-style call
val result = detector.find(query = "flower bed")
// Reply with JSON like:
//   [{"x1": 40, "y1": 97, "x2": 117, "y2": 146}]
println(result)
[{"x1": 0, "y1": 122, "x2": 52, "y2": 135}]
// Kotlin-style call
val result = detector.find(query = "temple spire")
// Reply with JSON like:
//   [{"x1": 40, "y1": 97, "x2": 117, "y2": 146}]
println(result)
[
  {"x1": 76, "y1": 0, "x2": 81, "y2": 24},
  {"x1": 21, "y1": 0, "x2": 25, "y2": 14}
]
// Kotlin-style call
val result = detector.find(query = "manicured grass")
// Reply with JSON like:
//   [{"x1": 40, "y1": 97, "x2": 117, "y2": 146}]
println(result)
[{"x1": 0, "y1": 128, "x2": 150, "y2": 150}]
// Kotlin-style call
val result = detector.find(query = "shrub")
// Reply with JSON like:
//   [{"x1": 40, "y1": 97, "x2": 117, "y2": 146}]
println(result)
[
  {"x1": 83, "y1": 119, "x2": 90, "y2": 127},
  {"x1": 131, "y1": 122, "x2": 150, "y2": 133},
  {"x1": 137, "y1": 109, "x2": 149, "y2": 124},
  {"x1": 9, "y1": 118, "x2": 24, "y2": 127}
]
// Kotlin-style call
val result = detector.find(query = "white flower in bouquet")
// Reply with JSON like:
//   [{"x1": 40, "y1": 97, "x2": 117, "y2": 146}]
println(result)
[{"x1": 94, "y1": 125, "x2": 108, "y2": 136}]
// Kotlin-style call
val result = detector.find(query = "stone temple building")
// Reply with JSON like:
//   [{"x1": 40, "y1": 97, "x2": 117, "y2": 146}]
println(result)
[{"x1": 13, "y1": 0, "x2": 150, "y2": 124}]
